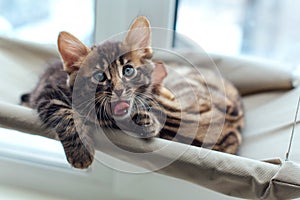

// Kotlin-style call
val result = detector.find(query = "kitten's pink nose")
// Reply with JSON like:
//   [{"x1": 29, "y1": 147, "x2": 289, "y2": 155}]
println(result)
[{"x1": 114, "y1": 89, "x2": 124, "y2": 97}]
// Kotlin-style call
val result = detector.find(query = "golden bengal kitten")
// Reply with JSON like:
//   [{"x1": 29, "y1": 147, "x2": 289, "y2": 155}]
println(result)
[{"x1": 21, "y1": 16, "x2": 244, "y2": 169}]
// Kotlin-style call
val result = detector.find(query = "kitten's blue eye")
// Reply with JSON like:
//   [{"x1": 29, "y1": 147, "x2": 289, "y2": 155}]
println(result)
[
  {"x1": 93, "y1": 72, "x2": 107, "y2": 82},
  {"x1": 123, "y1": 65, "x2": 135, "y2": 77}
]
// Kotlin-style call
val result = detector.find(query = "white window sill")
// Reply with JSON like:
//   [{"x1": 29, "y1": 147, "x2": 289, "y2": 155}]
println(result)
[{"x1": 0, "y1": 128, "x2": 70, "y2": 169}]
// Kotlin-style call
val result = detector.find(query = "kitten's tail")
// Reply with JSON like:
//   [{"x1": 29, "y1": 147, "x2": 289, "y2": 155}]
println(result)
[{"x1": 20, "y1": 93, "x2": 31, "y2": 107}]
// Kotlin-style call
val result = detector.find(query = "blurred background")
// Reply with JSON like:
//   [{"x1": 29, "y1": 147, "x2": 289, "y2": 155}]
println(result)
[
  {"x1": 0, "y1": 1, "x2": 299, "y2": 199},
  {"x1": 0, "y1": 0, "x2": 299, "y2": 68}
]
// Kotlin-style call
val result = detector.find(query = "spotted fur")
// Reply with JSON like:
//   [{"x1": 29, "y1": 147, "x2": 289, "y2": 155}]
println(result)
[{"x1": 21, "y1": 17, "x2": 243, "y2": 169}]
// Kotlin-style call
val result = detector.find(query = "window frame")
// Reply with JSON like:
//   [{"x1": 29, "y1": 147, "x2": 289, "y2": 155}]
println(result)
[{"x1": 94, "y1": 0, "x2": 177, "y2": 49}]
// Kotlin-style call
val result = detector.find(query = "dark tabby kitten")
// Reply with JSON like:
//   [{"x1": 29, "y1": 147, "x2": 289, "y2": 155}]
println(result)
[{"x1": 21, "y1": 16, "x2": 244, "y2": 169}]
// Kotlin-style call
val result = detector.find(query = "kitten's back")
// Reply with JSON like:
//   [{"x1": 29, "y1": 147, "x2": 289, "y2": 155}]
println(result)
[
  {"x1": 159, "y1": 65, "x2": 243, "y2": 154},
  {"x1": 21, "y1": 60, "x2": 68, "y2": 108}
]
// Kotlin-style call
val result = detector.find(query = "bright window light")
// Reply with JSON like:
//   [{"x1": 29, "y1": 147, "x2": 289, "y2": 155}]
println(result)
[
  {"x1": 176, "y1": 0, "x2": 300, "y2": 68},
  {"x1": 0, "y1": 0, "x2": 95, "y2": 45}
]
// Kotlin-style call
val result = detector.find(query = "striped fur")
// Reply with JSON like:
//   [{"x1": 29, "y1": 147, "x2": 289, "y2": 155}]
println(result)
[{"x1": 21, "y1": 17, "x2": 243, "y2": 168}]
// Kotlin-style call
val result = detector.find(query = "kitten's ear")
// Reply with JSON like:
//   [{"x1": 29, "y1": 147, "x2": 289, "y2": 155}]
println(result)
[
  {"x1": 125, "y1": 16, "x2": 152, "y2": 58},
  {"x1": 152, "y1": 62, "x2": 174, "y2": 100},
  {"x1": 152, "y1": 62, "x2": 167, "y2": 85},
  {"x1": 58, "y1": 31, "x2": 90, "y2": 73}
]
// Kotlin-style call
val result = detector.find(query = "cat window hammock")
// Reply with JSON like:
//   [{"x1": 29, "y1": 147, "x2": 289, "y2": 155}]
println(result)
[{"x1": 1, "y1": 36, "x2": 300, "y2": 199}]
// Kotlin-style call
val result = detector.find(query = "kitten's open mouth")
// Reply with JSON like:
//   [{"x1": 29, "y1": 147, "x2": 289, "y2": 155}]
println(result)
[{"x1": 111, "y1": 101, "x2": 130, "y2": 116}]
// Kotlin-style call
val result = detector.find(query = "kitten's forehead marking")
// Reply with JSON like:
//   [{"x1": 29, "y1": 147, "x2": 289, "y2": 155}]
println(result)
[
  {"x1": 116, "y1": 57, "x2": 129, "y2": 78},
  {"x1": 123, "y1": 58, "x2": 129, "y2": 65},
  {"x1": 116, "y1": 59, "x2": 121, "y2": 66},
  {"x1": 95, "y1": 63, "x2": 101, "y2": 69},
  {"x1": 95, "y1": 58, "x2": 108, "y2": 70},
  {"x1": 106, "y1": 70, "x2": 111, "y2": 80},
  {"x1": 102, "y1": 59, "x2": 109, "y2": 69},
  {"x1": 117, "y1": 65, "x2": 123, "y2": 78},
  {"x1": 95, "y1": 63, "x2": 112, "y2": 80}
]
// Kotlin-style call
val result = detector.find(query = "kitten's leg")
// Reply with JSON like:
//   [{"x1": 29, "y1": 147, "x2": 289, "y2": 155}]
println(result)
[{"x1": 36, "y1": 88, "x2": 94, "y2": 169}]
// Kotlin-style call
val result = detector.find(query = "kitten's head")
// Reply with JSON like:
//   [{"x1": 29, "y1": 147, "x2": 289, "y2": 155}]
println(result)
[{"x1": 57, "y1": 16, "x2": 167, "y2": 120}]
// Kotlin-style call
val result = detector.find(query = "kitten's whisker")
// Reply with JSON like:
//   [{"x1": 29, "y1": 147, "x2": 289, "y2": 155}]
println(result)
[
  {"x1": 79, "y1": 95, "x2": 108, "y2": 126},
  {"x1": 52, "y1": 85, "x2": 72, "y2": 106},
  {"x1": 135, "y1": 92, "x2": 155, "y2": 103},
  {"x1": 101, "y1": 98, "x2": 114, "y2": 129}
]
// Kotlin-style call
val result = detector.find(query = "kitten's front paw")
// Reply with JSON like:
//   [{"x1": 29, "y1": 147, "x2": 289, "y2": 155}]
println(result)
[
  {"x1": 132, "y1": 112, "x2": 161, "y2": 138},
  {"x1": 66, "y1": 149, "x2": 94, "y2": 169},
  {"x1": 64, "y1": 145, "x2": 94, "y2": 169}
]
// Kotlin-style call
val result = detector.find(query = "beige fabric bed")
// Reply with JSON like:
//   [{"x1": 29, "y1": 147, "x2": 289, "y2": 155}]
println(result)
[{"x1": 0, "y1": 36, "x2": 300, "y2": 199}]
